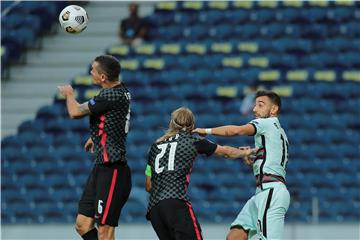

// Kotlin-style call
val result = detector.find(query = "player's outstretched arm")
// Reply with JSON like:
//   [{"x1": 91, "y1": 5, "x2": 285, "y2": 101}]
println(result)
[
  {"x1": 214, "y1": 145, "x2": 257, "y2": 159},
  {"x1": 58, "y1": 85, "x2": 90, "y2": 118},
  {"x1": 193, "y1": 124, "x2": 255, "y2": 137}
]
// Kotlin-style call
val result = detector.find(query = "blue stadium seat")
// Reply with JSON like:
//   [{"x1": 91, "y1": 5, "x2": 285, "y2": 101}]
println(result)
[
  {"x1": 260, "y1": 23, "x2": 286, "y2": 39},
  {"x1": 226, "y1": 9, "x2": 250, "y2": 24},
  {"x1": 174, "y1": 11, "x2": 198, "y2": 25},
  {"x1": 36, "y1": 104, "x2": 63, "y2": 120},
  {"x1": 252, "y1": 9, "x2": 277, "y2": 23},
  {"x1": 158, "y1": 25, "x2": 183, "y2": 41},
  {"x1": 342, "y1": 21, "x2": 360, "y2": 37},
  {"x1": 338, "y1": 53, "x2": 360, "y2": 68},
  {"x1": 276, "y1": 8, "x2": 305, "y2": 23},
  {"x1": 272, "y1": 38, "x2": 312, "y2": 54},
  {"x1": 233, "y1": 24, "x2": 259, "y2": 39},
  {"x1": 199, "y1": 10, "x2": 224, "y2": 25},
  {"x1": 210, "y1": 25, "x2": 233, "y2": 40},
  {"x1": 304, "y1": 8, "x2": 328, "y2": 23},
  {"x1": 327, "y1": 7, "x2": 354, "y2": 23},
  {"x1": 17, "y1": 120, "x2": 44, "y2": 134}
]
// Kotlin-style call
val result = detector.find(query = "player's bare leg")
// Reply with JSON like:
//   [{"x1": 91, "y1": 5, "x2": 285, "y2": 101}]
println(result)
[
  {"x1": 98, "y1": 225, "x2": 115, "y2": 240},
  {"x1": 75, "y1": 214, "x2": 97, "y2": 237},
  {"x1": 227, "y1": 228, "x2": 248, "y2": 240}
]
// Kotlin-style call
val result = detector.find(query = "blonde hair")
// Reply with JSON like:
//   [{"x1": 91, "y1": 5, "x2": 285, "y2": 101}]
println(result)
[{"x1": 156, "y1": 107, "x2": 195, "y2": 143}]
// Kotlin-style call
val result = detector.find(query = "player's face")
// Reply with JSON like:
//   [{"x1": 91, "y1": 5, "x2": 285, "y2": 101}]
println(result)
[
  {"x1": 253, "y1": 96, "x2": 273, "y2": 118},
  {"x1": 90, "y1": 62, "x2": 104, "y2": 85}
]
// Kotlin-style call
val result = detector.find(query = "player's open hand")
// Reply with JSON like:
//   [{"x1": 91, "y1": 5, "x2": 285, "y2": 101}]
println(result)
[
  {"x1": 238, "y1": 146, "x2": 258, "y2": 167},
  {"x1": 84, "y1": 137, "x2": 94, "y2": 153},
  {"x1": 192, "y1": 128, "x2": 207, "y2": 136},
  {"x1": 57, "y1": 85, "x2": 74, "y2": 98}
]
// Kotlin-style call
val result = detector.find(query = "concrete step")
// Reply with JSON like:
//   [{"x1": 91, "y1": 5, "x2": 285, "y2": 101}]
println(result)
[
  {"x1": 26, "y1": 51, "x2": 100, "y2": 66},
  {"x1": 1, "y1": 82, "x2": 63, "y2": 98},
  {"x1": 2, "y1": 97, "x2": 53, "y2": 113},
  {"x1": 2, "y1": 113, "x2": 36, "y2": 137},
  {"x1": 42, "y1": 35, "x2": 118, "y2": 52},
  {"x1": 9, "y1": 66, "x2": 87, "y2": 82}
]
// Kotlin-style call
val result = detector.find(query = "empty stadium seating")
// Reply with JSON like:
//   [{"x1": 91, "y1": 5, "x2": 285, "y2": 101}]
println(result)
[{"x1": 1, "y1": 0, "x2": 359, "y2": 224}]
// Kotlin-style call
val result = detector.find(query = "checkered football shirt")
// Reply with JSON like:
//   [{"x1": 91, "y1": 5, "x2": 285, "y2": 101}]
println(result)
[
  {"x1": 146, "y1": 131, "x2": 217, "y2": 216},
  {"x1": 88, "y1": 83, "x2": 131, "y2": 164}
]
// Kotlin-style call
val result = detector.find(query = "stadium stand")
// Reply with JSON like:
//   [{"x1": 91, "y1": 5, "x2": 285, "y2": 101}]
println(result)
[{"x1": 1, "y1": 0, "x2": 359, "y2": 224}]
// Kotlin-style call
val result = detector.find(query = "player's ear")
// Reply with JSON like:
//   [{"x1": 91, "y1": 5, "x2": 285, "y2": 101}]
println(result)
[
  {"x1": 270, "y1": 105, "x2": 279, "y2": 116},
  {"x1": 100, "y1": 73, "x2": 107, "y2": 82}
]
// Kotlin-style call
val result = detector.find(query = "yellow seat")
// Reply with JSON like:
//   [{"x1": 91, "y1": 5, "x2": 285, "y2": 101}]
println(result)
[
  {"x1": 238, "y1": 42, "x2": 258, "y2": 53},
  {"x1": 222, "y1": 57, "x2": 243, "y2": 68},
  {"x1": 120, "y1": 59, "x2": 139, "y2": 71},
  {"x1": 134, "y1": 44, "x2": 156, "y2": 55},
  {"x1": 160, "y1": 44, "x2": 181, "y2": 55},
  {"x1": 143, "y1": 59, "x2": 165, "y2": 70},
  {"x1": 73, "y1": 75, "x2": 92, "y2": 85},
  {"x1": 208, "y1": 1, "x2": 229, "y2": 9},
  {"x1": 108, "y1": 45, "x2": 129, "y2": 56},
  {"x1": 286, "y1": 70, "x2": 309, "y2": 81},
  {"x1": 271, "y1": 86, "x2": 293, "y2": 97},
  {"x1": 309, "y1": 0, "x2": 329, "y2": 7},
  {"x1": 248, "y1": 57, "x2": 269, "y2": 68},
  {"x1": 335, "y1": 0, "x2": 354, "y2": 6},
  {"x1": 342, "y1": 71, "x2": 360, "y2": 82},
  {"x1": 156, "y1": 2, "x2": 177, "y2": 10},
  {"x1": 216, "y1": 86, "x2": 238, "y2": 98},
  {"x1": 186, "y1": 43, "x2": 207, "y2": 55},
  {"x1": 259, "y1": 70, "x2": 280, "y2": 81},
  {"x1": 211, "y1": 42, "x2": 233, "y2": 54},
  {"x1": 182, "y1": 1, "x2": 203, "y2": 10},
  {"x1": 282, "y1": 0, "x2": 303, "y2": 7},
  {"x1": 258, "y1": 0, "x2": 278, "y2": 8},
  {"x1": 233, "y1": 1, "x2": 254, "y2": 9},
  {"x1": 314, "y1": 70, "x2": 336, "y2": 82}
]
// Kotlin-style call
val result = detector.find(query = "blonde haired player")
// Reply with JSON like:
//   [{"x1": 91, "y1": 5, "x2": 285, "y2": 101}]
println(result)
[{"x1": 145, "y1": 107, "x2": 257, "y2": 240}]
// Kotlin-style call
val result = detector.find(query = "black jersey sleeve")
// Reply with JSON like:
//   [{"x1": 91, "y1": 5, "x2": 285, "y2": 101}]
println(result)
[
  {"x1": 193, "y1": 139, "x2": 217, "y2": 156},
  {"x1": 88, "y1": 95, "x2": 113, "y2": 115}
]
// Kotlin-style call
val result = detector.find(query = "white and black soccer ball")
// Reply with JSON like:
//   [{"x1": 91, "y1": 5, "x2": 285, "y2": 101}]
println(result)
[{"x1": 59, "y1": 5, "x2": 88, "y2": 34}]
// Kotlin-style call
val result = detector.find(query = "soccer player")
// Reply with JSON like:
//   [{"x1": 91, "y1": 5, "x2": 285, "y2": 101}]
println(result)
[
  {"x1": 58, "y1": 55, "x2": 131, "y2": 240},
  {"x1": 193, "y1": 91, "x2": 290, "y2": 240},
  {"x1": 145, "y1": 107, "x2": 257, "y2": 240}
]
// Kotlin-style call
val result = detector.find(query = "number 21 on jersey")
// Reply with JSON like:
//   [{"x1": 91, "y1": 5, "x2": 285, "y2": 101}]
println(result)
[{"x1": 155, "y1": 142, "x2": 178, "y2": 174}]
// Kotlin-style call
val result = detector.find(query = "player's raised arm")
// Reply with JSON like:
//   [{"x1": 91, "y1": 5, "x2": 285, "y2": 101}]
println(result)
[
  {"x1": 193, "y1": 123, "x2": 256, "y2": 137},
  {"x1": 57, "y1": 85, "x2": 90, "y2": 118}
]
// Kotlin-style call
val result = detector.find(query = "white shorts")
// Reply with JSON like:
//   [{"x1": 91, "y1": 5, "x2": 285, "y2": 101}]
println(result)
[{"x1": 230, "y1": 182, "x2": 290, "y2": 240}]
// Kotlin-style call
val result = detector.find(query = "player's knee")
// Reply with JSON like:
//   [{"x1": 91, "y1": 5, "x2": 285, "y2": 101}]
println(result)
[
  {"x1": 75, "y1": 221, "x2": 91, "y2": 236},
  {"x1": 98, "y1": 225, "x2": 114, "y2": 240},
  {"x1": 75, "y1": 221, "x2": 87, "y2": 235},
  {"x1": 75, "y1": 219, "x2": 91, "y2": 236},
  {"x1": 75, "y1": 214, "x2": 95, "y2": 236}
]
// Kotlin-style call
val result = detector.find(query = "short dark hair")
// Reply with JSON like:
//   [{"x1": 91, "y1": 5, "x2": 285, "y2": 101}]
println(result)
[
  {"x1": 256, "y1": 90, "x2": 281, "y2": 112},
  {"x1": 94, "y1": 55, "x2": 121, "y2": 81}
]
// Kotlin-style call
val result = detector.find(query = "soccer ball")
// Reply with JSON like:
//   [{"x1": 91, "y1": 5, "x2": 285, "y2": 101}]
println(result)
[{"x1": 59, "y1": 5, "x2": 88, "y2": 34}]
